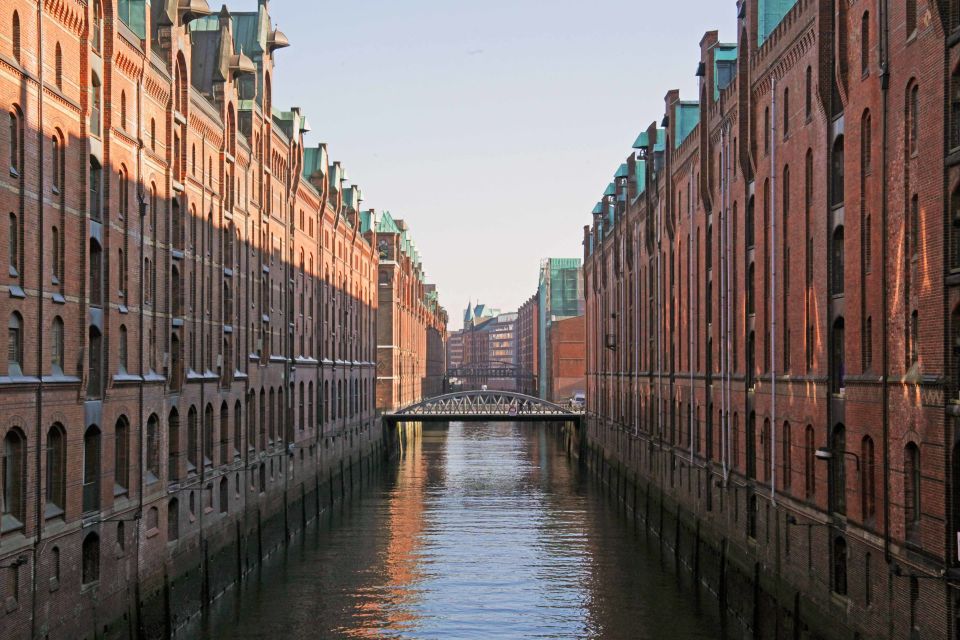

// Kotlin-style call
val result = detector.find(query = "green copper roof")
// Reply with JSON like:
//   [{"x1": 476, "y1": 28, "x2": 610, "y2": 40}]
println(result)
[
  {"x1": 615, "y1": 163, "x2": 629, "y2": 179},
  {"x1": 654, "y1": 128, "x2": 666, "y2": 153},
  {"x1": 633, "y1": 131, "x2": 649, "y2": 149},
  {"x1": 376, "y1": 210, "x2": 400, "y2": 234},
  {"x1": 302, "y1": 144, "x2": 328, "y2": 182},
  {"x1": 634, "y1": 159, "x2": 647, "y2": 196},
  {"x1": 359, "y1": 210, "x2": 373, "y2": 234},
  {"x1": 343, "y1": 185, "x2": 361, "y2": 211},
  {"x1": 758, "y1": 0, "x2": 799, "y2": 46},
  {"x1": 603, "y1": 183, "x2": 616, "y2": 197},
  {"x1": 713, "y1": 44, "x2": 738, "y2": 100},
  {"x1": 674, "y1": 102, "x2": 700, "y2": 149},
  {"x1": 592, "y1": 202, "x2": 603, "y2": 215}
]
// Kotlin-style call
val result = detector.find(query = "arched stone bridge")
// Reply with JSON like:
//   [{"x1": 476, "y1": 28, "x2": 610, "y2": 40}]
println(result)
[{"x1": 383, "y1": 391, "x2": 583, "y2": 425}]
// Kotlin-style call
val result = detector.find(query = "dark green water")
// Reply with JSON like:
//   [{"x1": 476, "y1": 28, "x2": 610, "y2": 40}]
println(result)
[{"x1": 200, "y1": 423, "x2": 717, "y2": 639}]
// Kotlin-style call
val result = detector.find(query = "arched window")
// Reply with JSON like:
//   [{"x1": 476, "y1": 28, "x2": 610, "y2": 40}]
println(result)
[
  {"x1": 910, "y1": 309, "x2": 919, "y2": 366},
  {"x1": 12, "y1": 11, "x2": 20, "y2": 62},
  {"x1": 832, "y1": 536, "x2": 848, "y2": 595},
  {"x1": 7, "y1": 212, "x2": 17, "y2": 277},
  {"x1": 746, "y1": 196, "x2": 755, "y2": 248},
  {"x1": 51, "y1": 135, "x2": 61, "y2": 192},
  {"x1": 114, "y1": 416, "x2": 129, "y2": 493},
  {"x1": 2, "y1": 428, "x2": 26, "y2": 528},
  {"x1": 308, "y1": 382, "x2": 314, "y2": 432},
  {"x1": 220, "y1": 402, "x2": 229, "y2": 464},
  {"x1": 953, "y1": 69, "x2": 960, "y2": 152},
  {"x1": 246, "y1": 392, "x2": 255, "y2": 453},
  {"x1": 119, "y1": 91, "x2": 126, "y2": 130},
  {"x1": 861, "y1": 12, "x2": 870, "y2": 76},
  {"x1": 168, "y1": 498, "x2": 179, "y2": 541},
  {"x1": 831, "y1": 136, "x2": 845, "y2": 206},
  {"x1": 82, "y1": 425, "x2": 101, "y2": 513},
  {"x1": 233, "y1": 400, "x2": 242, "y2": 458},
  {"x1": 146, "y1": 414, "x2": 159, "y2": 481},
  {"x1": 832, "y1": 317, "x2": 845, "y2": 394},
  {"x1": 905, "y1": 442, "x2": 921, "y2": 543},
  {"x1": 168, "y1": 408, "x2": 180, "y2": 481},
  {"x1": 299, "y1": 382, "x2": 305, "y2": 431},
  {"x1": 805, "y1": 66, "x2": 813, "y2": 118},
  {"x1": 51, "y1": 224, "x2": 60, "y2": 283},
  {"x1": 187, "y1": 406, "x2": 198, "y2": 473},
  {"x1": 54, "y1": 43, "x2": 62, "y2": 89},
  {"x1": 864, "y1": 315, "x2": 873, "y2": 371},
  {"x1": 169, "y1": 332, "x2": 181, "y2": 390},
  {"x1": 259, "y1": 388, "x2": 266, "y2": 450},
  {"x1": 118, "y1": 324, "x2": 128, "y2": 373},
  {"x1": 747, "y1": 262, "x2": 755, "y2": 315},
  {"x1": 89, "y1": 238, "x2": 103, "y2": 306},
  {"x1": 909, "y1": 83, "x2": 919, "y2": 156},
  {"x1": 831, "y1": 424, "x2": 847, "y2": 515},
  {"x1": 91, "y1": 2, "x2": 102, "y2": 52},
  {"x1": 782, "y1": 422, "x2": 792, "y2": 490},
  {"x1": 861, "y1": 435, "x2": 876, "y2": 522},
  {"x1": 81, "y1": 533, "x2": 100, "y2": 586},
  {"x1": 805, "y1": 424, "x2": 816, "y2": 499},
  {"x1": 7, "y1": 312, "x2": 22, "y2": 375},
  {"x1": 87, "y1": 326, "x2": 102, "y2": 398},
  {"x1": 861, "y1": 111, "x2": 872, "y2": 173},
  {"x1": 746, "y1": 411, "x2": 757, "y2": 479},
  {"x1": 7, "y1": 111, "x2": 18, "y2": 174},
  {"x1": 831, "y1": 226, "x2": 845, "y2": 296},
  {"x1": 89, "y1": 157, "x2": 102, "y2": 220},
  {"x1": 762, "y1": 419, "x2": 771, "y2": 482},
  {"x1": 906, "y1": 0, "x2": 917, "y2": 37},
  {"x1": 268, "y1": 388, "x2": 275, "y2": 443},
  {"x1": 45, "y1": 424, "x2": 66, "y2": 516},
  {"x1": 203, "y1": 404, "x2": 214, "y2": 467},
  {"x1": 782, "y1": 87, "x2": 790, "y2": 138},
  {"x1": 219, "y1": 477, "x2": 228, "y2": 513},
  {"x1": 90, "y1": 73, "x2": 101, "y2": 137},
  {"x1": 763, "y1": 106, "x2": 770, "y2": 155}
]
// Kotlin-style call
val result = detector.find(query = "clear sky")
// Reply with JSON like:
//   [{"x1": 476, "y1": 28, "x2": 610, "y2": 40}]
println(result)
[{"x1": 233, "y1": 0, "x2": 738, "y2": 329}]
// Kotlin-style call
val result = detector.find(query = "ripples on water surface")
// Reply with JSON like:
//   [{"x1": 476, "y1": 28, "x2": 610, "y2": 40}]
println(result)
[{"x1": 202, "y1": 423, "x2": 716, "y2": 639}]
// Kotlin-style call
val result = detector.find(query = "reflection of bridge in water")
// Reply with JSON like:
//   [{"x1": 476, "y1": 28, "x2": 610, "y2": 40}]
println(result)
[{"x1": 383, "y1": 391, "x2": 583, "y2": 426}]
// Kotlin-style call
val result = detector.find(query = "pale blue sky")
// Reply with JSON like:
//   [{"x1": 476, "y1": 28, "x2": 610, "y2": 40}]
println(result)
[{"x1": 234, "y1": 0, "x2": 737, "y2": 329}]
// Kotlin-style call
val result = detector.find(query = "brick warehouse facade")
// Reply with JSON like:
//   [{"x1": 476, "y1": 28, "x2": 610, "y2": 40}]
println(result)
[
  {"x1": 583, "y1": 1, "x2": 960, "y2": 638},
  {"x1": 374, "y1": 211, "x2": 447, "y2": 412},
  {"x1": 0, "y1": 0, "x2": 438, "y2": 637}
]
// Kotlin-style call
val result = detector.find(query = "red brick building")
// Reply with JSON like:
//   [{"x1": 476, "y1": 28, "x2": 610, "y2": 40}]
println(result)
[
  {"x1": 584, "y1": 1, "x2": 960, "y2": 637},
  {"x1": 374, "y1": 211, "x2": 447, "y2": 412},
  {"x1": 548, "y1": 315, "x2": 585, "y2": 402},
  {"x1": 0, "y1": 1, "x2": 384, "y2": 637},
  {"x1": 517, "y1": 294, "x2": 539, "y2": 395}
]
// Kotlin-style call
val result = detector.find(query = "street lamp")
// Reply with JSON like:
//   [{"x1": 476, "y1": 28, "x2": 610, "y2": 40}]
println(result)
[{"x1": 815, "y1": 446, "x2": 861, "y2": 470}]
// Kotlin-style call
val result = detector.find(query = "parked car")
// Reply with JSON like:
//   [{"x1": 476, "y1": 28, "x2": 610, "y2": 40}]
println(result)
[{"x1": 570, "y1": 393, "x2": 585, "y2": 410}]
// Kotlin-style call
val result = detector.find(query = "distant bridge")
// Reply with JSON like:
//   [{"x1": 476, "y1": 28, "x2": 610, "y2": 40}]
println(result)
[{"x1": 383, "y1": 391, "x2": 582, "y2": 425}]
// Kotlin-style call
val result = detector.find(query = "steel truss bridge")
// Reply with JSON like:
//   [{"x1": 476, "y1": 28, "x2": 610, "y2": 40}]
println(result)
[{"x1": 384, "y1": 391, "x2": 582, "y2": 425}]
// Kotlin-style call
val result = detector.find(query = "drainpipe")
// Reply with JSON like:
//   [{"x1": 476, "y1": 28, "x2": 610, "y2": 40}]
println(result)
[
  {"x1": 879, "y1": 0, "x2": 891, "y2": 563},
  {"x1": 689, "y1": 180, "x2": 695, "y2": 463},
  {"x1": 720, "y1": 126, "x2": 729, "y2": 481},
  {"x1": 657, "y1": 197, "x2": 663, "y2": 456},
  {"x1": 770, "y1": 76, "x2": 778, "y2": 505},
  {"x1": 727, "y1": 124, "x2": 735, "y2": 486},
  {"x1": 31, "y1": 2, "x2": 46, "y2": 638}
]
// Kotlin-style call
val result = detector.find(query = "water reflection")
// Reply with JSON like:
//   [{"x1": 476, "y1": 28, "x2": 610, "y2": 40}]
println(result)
[{"x1": 202, "y1": 422, "x2": 716, "y2": 639}]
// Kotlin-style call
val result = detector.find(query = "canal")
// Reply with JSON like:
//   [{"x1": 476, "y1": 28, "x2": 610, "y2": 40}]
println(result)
[{"x1": 198, "y1": 422, "x2": 717, "y2": 639}]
